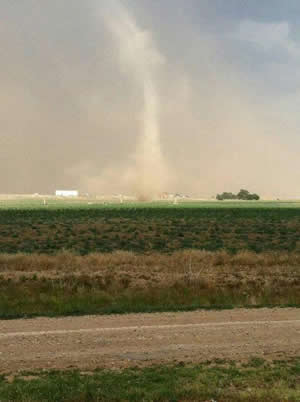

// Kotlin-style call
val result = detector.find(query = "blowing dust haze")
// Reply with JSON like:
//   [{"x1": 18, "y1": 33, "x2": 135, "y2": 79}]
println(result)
[{"x1": 1, "y1": 0, "x2": 300, "y2": 198}]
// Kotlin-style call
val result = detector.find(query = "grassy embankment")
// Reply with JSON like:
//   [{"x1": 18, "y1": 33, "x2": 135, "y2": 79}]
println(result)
[
  {"x1": 1, "y1": 358, "x2": 299, "y2": 401},
  {"x1": 0, "y1": 250, "x2": 299, "y2": 318}
]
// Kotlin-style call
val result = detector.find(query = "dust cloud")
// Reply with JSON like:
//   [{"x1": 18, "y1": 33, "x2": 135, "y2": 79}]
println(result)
[{"x1": 0, "y1": 0, "x2": 299, "y2": 198}]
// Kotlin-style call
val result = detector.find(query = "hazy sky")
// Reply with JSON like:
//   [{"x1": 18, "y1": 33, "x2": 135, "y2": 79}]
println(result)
[{"x1": 1, "y1": 0, "x2": 300, "y2": 197}]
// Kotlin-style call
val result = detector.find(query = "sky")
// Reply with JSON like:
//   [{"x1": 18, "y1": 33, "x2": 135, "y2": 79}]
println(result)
[{"x1": 1, "y1": 0, "x2": 300, "y2": 198}]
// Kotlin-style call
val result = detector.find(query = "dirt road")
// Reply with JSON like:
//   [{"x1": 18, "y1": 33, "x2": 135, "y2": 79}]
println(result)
[{"x1": 0, "y1": 308, "x2": 299, "y2": 373}]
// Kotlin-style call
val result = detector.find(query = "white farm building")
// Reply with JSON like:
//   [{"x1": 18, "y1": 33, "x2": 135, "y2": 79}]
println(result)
[{"x1": 55, "y1": 190, "x2": 79, "y2": 197}]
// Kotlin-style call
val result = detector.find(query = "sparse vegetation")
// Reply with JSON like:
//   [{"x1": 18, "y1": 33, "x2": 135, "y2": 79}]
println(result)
[{"x1": 0, "y1": 358, "x2": 299, "y2": 401}]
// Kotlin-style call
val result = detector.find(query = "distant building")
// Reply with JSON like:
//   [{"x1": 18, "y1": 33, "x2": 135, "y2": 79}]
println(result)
[{"x1": 55, "y1": 190, "x2": 79, "y2": 197}]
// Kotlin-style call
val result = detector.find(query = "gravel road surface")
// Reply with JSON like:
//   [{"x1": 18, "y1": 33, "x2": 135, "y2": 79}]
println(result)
[{"x1": 0, "y1": 308, "x2": 299, "y2": 373}]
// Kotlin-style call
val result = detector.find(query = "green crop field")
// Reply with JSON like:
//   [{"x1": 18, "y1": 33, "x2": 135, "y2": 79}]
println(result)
[{"x1": 1, "y1": 199, "x2": 300, "y2": 254}]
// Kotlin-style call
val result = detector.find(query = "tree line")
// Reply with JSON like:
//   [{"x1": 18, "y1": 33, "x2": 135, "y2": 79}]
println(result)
[{"x1": 216, "y1": 189, "x2": 260, "y2": 201}]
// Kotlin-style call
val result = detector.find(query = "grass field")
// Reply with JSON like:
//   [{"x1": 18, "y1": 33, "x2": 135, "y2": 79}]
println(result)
[
  {"x1": 2, "y1": 198, "x2": 300, "y2": 209},
  {"x1": 1, "y1": 358, "x2": 299, "y2": 401}
]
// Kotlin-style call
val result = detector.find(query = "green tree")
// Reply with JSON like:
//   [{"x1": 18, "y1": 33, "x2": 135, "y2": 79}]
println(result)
[
  {"x1": 237, "y1": 189, "x2": 250, "y2": 200},
  {"x1": 217, "y1": 189, "x2": 260, "y2": 201}
]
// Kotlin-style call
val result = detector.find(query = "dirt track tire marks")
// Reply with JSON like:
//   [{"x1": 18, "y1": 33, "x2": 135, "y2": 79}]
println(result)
[{"x1": 1, "y1": 308, "x2": 299, "y2": 373}]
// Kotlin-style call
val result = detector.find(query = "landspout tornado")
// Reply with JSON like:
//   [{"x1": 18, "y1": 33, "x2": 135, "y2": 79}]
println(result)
[{"x1": 101, "y1": 1, "x2": 168, "y2": 200}]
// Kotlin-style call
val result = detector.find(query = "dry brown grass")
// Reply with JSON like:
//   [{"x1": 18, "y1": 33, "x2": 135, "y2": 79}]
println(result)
[
  {"x1": 0, "y1": 250, "x2": 299, "y2": 291},
  {"x1": 0, "y1": 250, "x2": 299, "y2": 318},
  {"x1": 1, "y1": 248, "x2": 300, "y2": 270}
]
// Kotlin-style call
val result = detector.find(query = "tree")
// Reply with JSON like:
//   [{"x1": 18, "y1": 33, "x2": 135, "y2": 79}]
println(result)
[
  {"x1": 216, "y1": 192, "x2": 237, "y2": 201},
  {"x1": 237, "y1": 189, "x2": 250, "y2": 200},
  {"x1": 237, "y1": 189, "x2": 260, "y2": 200},
  {"x1": 216, "y1": 189, "x2": 260, "y2": 201}
]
